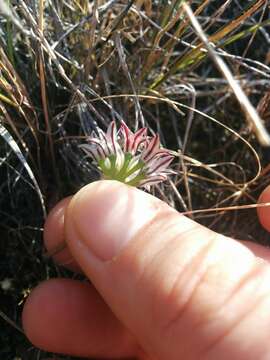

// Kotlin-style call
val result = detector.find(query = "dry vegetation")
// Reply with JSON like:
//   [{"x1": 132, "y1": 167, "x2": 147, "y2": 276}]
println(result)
[{"x1": 1, "y1": 0, "x2": 270, "y2": 358}]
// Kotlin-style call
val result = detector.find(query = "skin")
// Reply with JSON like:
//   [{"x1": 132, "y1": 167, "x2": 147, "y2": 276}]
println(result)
[{"x1": 22, "y1": 180, "x2": 270, "y2": 360}]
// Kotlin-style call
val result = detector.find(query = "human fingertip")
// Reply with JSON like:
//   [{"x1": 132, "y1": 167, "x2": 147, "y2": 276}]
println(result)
[
  {"x1": 257, "y1": 184, "x2": 270, "y2": 232},
  {"x1": 67, "y1": 180, "x2": 165, "y2": 261},
  {"x1": 44, "y1": 196, "x2": 80, "y2": 271},
  {"x1": 22, "y1": 279, "x2": 138, "y2": 357}
]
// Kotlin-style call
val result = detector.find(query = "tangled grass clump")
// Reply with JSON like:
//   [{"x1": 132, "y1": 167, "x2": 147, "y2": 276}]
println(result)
[{"x1": 1, "y1": 0, "x2": 270, "y2": 358}]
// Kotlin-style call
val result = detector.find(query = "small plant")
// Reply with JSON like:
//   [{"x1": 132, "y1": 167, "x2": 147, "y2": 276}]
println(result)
[{"x1": 80, "y1": 121, "x2": 174, "y2": 188}]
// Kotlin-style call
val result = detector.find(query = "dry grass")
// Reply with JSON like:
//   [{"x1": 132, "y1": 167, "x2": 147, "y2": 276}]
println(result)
[{"x1": 1, "y1": 0, "x2": 270, "y2": 358}]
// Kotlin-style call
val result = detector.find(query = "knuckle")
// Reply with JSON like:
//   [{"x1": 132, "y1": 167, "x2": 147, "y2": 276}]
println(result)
[
  {"x1": 201, "y1": 261, "x2": 270, "y2": 358},
  {"x1": 150, "y1": 231, "x2": 218, "y2": 336},
  {"x1": 149, "y1": 234, "x2": 270, "y2": 357}
]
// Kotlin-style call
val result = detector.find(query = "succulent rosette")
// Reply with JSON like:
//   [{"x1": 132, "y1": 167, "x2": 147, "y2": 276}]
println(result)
[{"x1": 80, "y1": 121, "x2": 174, "y2": 188}]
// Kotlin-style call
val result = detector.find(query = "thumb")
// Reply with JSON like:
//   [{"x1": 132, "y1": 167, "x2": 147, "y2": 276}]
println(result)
[{"x1": 65, "y1": 180, "x2": 270, "y2": 360}]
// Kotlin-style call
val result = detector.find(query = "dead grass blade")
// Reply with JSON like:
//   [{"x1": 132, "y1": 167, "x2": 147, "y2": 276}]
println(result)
[
  {"x1": 181, "y1": 1, "x2": 270, "y2": 146},
  {"x1": 0, "y1": 47, "x2": 40, "y2": 148},
  {"x1": 88, "y1": 92, "x2": 262, "y2": 186},
  {"x1": 141, "y1": 0, "x2": 210, "y2": 81},
  {"x1": 150, "y1": 0, "x2": 267, "y2": 89},
  {"x1": 0, "y1": 309, "x2": 23, "y2": 334},
  {"x1": 38, "y1": 0, "x2": 59, "y2": 183},
  {"x1": 0, "y1": 123, "x2": 46, "y2": 217},
  {"x1": 0, "y1": 0, "x2": 25, "y2": 33}
]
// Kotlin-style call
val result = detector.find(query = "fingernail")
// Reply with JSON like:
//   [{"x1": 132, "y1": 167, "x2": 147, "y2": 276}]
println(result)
[{"x1": 69, "y1": 180, "x2": 159, "y2": 261}]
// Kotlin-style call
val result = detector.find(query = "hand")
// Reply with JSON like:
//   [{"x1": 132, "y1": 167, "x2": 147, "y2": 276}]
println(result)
[{"x1": 22, "y1": 180, "x2": 270, "y2": 359}]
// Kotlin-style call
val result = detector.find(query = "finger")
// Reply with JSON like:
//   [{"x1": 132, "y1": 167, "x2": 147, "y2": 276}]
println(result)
[
  {"x1": 45, "y1": 195, "x2": 270, "y2": 266},
  {"x1": 65, "y1": 180, "x2": 270, "y2": 360},
  {"x1": 45, "y1": 193, "x2": 270, "y2": 271},
  {"x1": 22, "y1": 278, "x2": 138, "y2": 358},
  {"x1": 257, "y1": 184, "x2": 270, "y2": 232},
  {"x1": 44, "y1": 196, "x2": 81, "y2": 272}
]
